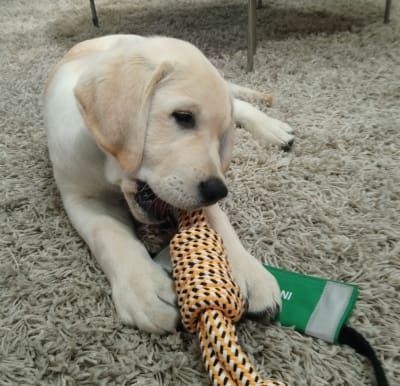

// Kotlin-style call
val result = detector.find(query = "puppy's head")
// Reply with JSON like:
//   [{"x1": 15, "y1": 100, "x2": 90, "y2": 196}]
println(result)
[{"x1": 75, "y1": 37, "x2": 234, "y2": 224}]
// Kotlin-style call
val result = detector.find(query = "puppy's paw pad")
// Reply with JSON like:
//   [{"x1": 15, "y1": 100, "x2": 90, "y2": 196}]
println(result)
[
  {"x1": 246, "y1": 302, "x2": 280, "y2": 322},
  {"x1": 281, "y1": 137, "x2": 294, "y2": 152},
  {"x1": 262, "y1": 93, "x2": 273, "y2": 106}
]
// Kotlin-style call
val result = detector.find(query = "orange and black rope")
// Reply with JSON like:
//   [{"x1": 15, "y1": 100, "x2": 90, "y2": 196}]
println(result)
[{"x1": 170, "y1": 209, "x2": 286, "y2": 386}]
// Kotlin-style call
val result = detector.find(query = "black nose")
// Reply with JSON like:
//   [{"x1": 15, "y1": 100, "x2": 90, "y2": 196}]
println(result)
[{"x1": 199, "y1": 177, "x2": 228, "y2": 204}]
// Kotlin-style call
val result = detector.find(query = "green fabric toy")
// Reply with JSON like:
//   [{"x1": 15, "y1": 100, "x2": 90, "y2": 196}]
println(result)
[{"x1": 264, "y1": 265, "x2": 358, "y2": 343}]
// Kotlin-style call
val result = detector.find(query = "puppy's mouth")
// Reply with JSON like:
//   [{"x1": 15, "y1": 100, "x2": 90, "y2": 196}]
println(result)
[{"x1": 135, "y1": 180, "x2": 176, "y2": 222}]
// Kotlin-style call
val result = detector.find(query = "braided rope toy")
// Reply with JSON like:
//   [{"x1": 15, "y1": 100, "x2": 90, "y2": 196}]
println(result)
[{"x1": 170, "y1": 209, "x2": 286, "y2": 386}]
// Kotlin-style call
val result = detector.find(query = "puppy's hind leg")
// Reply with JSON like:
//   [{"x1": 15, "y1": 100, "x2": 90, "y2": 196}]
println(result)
[
  {"x1": 233, "y1": 98, "x2": 294, "y2": 151},
  {"x1": 228, "y1": 82, "x2": 273, "y2": 106}
]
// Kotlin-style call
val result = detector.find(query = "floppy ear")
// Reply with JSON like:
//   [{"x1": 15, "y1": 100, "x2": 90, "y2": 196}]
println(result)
[
  {"x1": 220, "y1": 126, "x2": 235, "y2": 173},
  {"x1": 74, "y1": 56, "x2": 173, "y2": 175}
]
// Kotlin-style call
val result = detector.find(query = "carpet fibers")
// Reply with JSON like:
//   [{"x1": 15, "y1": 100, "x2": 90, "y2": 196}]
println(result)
[{"x1": 0, "y1": 0, "x2": 399, "y2": 385}]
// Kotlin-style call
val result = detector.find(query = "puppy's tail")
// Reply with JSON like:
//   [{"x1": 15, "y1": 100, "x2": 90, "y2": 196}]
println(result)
[{"x1": 228, "y1": 82, "x2": 273, "y2": 107}]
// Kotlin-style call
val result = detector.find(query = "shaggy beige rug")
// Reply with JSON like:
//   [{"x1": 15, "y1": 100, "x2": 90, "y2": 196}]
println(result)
[{"x1": 1, "y1": 0, "x2": 399, "y2": 385}]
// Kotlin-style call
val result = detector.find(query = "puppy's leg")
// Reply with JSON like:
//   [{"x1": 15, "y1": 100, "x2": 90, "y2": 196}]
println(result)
[
  {"x1": 60, "y1": 190, "x2": 179, "y2": 333},
  {"x1": 234, "y1": 98, "x2": 294, "y2": 150},
  {"x1": 204, "y1": 204, "x2": 281, "y2": 319},
  {"x1": 228, "y1": 82, "x2": 273, "y2": 106}
]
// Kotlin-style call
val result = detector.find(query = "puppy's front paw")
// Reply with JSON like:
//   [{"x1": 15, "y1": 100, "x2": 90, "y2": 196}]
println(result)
[
  {"x1": 231, "y1": 255, "x2": 281, "y2": 321},
  {"x1": 112, "y1": 263, "x2": 179, "y2": 333},
  {"x1": 245, "y1": 263, "x2": 281, "y2": 320},
  {"x1": 253, "y1": 116, "x2": 295, "y2": 151},
  {"x1": 277, "y1": 120, "x2": 294, "y2": 135}
]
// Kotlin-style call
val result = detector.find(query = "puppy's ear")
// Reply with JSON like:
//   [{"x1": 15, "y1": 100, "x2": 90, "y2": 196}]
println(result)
[
  {"x1": 220, "y1": 127, "x2": 235, "y2": 173},
  {"x1": 74, "y1": 56, "x2": 173, "y2": 175}
]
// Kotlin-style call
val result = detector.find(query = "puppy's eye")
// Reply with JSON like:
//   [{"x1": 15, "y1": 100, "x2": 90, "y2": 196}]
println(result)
[{"x1": 172, "y1": 111, "x2": 195, "y2": 129}]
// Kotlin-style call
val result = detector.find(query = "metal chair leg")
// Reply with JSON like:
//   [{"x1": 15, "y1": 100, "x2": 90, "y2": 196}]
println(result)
[
  {"x1": 384, "y1": 0, "x2": 391, "y2": 23},
  {"x1": 252, "y1": 0, "x2": 257, "y2": 54},
  {"x1": 247, "y1": 0, "x2": 257, "y2": 72},
  {"x1": 90, "y1": 0, "x2": 99, "y2": 27}
]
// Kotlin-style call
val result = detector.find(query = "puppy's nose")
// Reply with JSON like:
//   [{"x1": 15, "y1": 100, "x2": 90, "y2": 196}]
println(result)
[{"x1": 199, "y1": 177, "x2": 228, "y2": 204}]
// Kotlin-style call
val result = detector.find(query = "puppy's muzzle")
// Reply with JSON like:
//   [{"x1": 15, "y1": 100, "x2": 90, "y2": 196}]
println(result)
[{"x1": 199, "y1": 177, "x2": 228, "y2": 205}]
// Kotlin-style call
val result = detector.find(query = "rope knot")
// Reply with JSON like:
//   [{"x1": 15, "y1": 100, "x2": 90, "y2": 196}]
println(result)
[{"x1": 170, "y1": 225, "x2": 245, "y2": 333}]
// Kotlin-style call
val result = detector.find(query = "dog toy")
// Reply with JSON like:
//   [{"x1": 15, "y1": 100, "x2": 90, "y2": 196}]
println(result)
[
  {"x1": 170, "y1": 209, "x2": 286, "y2": 386},
  {"x1": 157, "y1": 210, "x2": 387, "y2": 386}
]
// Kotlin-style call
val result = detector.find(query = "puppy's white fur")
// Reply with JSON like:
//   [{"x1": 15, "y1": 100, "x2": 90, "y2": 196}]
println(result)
[{"x1": 44, "y1": 35, "x2": 293, "y2": 333}]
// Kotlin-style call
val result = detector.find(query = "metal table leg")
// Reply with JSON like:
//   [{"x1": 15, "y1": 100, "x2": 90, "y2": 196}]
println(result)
[
  {"x1": 247, "y1": 0, "x2": 257, "y2": 72},
  {"x1": 90, "y1": 0, "x2": 99, "y2": 27},
  {"x1": 384, "y1": 0, "x2": 391, "y2": 23}
]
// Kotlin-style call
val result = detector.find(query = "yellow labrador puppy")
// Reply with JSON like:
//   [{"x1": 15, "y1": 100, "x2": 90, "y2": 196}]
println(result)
[{"x1": 44, "y1": 35, "x2": 294, "y2": 333}]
